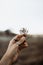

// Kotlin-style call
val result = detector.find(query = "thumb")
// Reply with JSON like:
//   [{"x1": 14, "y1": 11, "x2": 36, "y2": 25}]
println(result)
[{"x1": 16, "y1": 36, "x2": 25, "y2": 46}]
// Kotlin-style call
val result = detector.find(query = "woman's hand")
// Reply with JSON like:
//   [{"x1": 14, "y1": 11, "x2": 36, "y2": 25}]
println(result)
[
  {"x1": 0, "y1": 34, "x2": 28, "y2": 65},
  {"x1": 6, "y1": 34, "x2": 28, "y2": 62}
]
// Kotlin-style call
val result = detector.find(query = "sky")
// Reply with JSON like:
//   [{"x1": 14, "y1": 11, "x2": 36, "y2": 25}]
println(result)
[{"x1": 0, "y1": 0, "x2": 43, "y2": 34}]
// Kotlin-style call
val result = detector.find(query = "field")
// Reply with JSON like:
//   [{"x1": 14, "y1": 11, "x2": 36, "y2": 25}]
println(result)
[{"x1": 0, "y1": 30, "x2": 43, "y2": 65}]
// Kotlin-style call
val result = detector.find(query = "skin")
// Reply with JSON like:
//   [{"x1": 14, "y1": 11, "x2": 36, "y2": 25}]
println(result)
[{"x1": 0, "y1": 34, "x2": 28, "y2": 65}]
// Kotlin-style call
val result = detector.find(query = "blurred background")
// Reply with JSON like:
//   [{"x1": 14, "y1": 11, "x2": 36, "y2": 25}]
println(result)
[{"x1": 0, "y1": 0, "x2": 43, "y2": 65}]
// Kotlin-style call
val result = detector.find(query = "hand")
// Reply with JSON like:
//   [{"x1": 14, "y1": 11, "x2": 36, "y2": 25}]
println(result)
[
  {"x1": 6, "y1": 34, "x2": 28, "y2": 62},
  {"x1": 0, "y1": 34, "x2": 28, "y2": 65}
]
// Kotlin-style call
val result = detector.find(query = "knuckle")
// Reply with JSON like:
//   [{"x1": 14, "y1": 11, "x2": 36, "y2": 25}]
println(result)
[{"x1": 20, "y1": 37, "x2": 25, "y2": 42}]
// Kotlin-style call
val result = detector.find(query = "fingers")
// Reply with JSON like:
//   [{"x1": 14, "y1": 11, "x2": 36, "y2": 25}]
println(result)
[
  {"x1": 18, "y1": 41, "x2": 28, "y2": 50},
  {"x1": 16, "y1": 36, "x2": 25, "y2": 46},
  {"x1": 13, "y1": 34, "x2": 26, "y2": 41},
  {"x1": 9, "y1": 34, "x2": 27, "y2": 46},
  {"x1": 10, "y1": 34, "x2": 26, "y2": 43},
  {"x1": 24, "y1": 41, "x2": 28, "y2": 47},
  {"x1": 9, "y1": 34, "x2": 24, "y2": 46}
]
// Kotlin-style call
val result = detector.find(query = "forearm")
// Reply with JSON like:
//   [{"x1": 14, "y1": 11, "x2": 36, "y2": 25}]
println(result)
[
  {"x1": 0, "y1": 52, "x2": 12, "y2": 65},
  {"x1": 0, "y1": 35, "x2": 27, "y2": 65}
]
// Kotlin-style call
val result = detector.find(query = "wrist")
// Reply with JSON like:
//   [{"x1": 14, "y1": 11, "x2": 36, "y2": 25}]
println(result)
[
  {"x1": 5, "y1": 51, "x2": 13, "y2": 59},
  {"x1": 0, "y1": 52, "x2": 12, "y2": 65}
]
